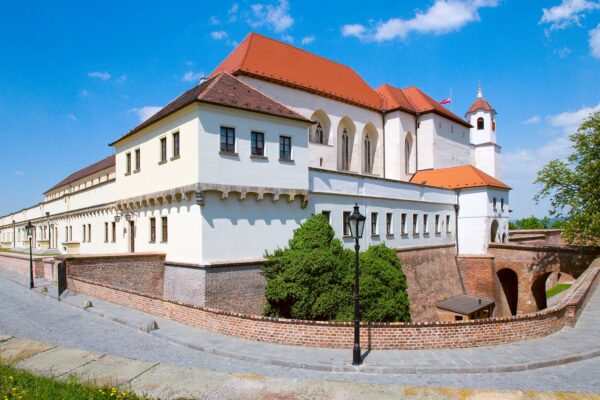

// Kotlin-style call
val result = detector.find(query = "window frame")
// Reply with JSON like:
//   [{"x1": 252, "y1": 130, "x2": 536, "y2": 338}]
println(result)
[
  {"x1": 172, "y1": 131, "x2": 180, "y2": 159},
  {"x1": 477, "y1": 117, "x2": 484, "y2": 130},
  {"x1": 435, "y1": 214, "x2": 441, "y2": 234},
  {"x1": 412, "y1": 213, "x2": 419, "y2": 234},
  {"x1": 321, "y1": 210, "x2": 331, "y2": 224},
  {"x1": 104, "y1": 222, "x2": 109, "y2": 243},
  {"x1": 220, "y1": 126, "x2": 236, "y2": 154},
  {"x1": 446, "y1": 215, "x2": 452, "y2": 233},
  {"x1": 423, "y1": 214, "x2": 429, "y2": 234},
  {"x1": 126, "y1": 152, "x2": 132, "y2": 175},
  {"x1": 134, "y1": 148, "x2": 141, "y2": 172},
  {"x1": 111, "y1": 222, "x2": 116, "y2": 243},
  {"x1": 279, "y1": 135, "x2": 292, "y2": 161},
  {"x1": 343, "y1": 211, "x2": 351, "y2": 237},
  {"x1": 401, "y1": 213, "x2": 408, "y2": 235},
  {"x1": 386, "y1": 212, "x2": 393, "y2": 236},
  {"x1": 251, "y1": 131, "x2": 265, "y2": 157},
  {"x1": 161, "y1": 216, "x2": 168, "y2": 243},
  {"x1": 371, "y1": 212, "x2": 378, "y2": 236},
  {"x1": 149, "y1": 217, "x2": 156, "y2": 243},
  {"x1": 160, "y1": 137, "x2": 167, "y2": 163}
]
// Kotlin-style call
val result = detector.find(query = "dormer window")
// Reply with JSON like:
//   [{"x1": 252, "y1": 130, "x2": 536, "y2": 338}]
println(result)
[{"x1": 477, "y1": 117, "x2": 484, "y2": 130}]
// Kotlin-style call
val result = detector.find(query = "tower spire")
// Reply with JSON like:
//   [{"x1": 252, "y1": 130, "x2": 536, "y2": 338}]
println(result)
[{"x1": 477, "y1": 81, "x2": 483, "y2": 98}]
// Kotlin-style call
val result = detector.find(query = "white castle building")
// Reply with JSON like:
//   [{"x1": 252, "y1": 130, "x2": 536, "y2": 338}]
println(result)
[{"x1": 0, "y1": 33, "x2": 510, "y2": 266}]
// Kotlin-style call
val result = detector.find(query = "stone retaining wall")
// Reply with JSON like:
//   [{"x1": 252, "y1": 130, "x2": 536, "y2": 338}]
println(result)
[
  {"x1": 0, "y1": 253, "x2": 44, "y2": 278},
  {"x1": 66, "y1": 257, "x2": 599, "y2": 350}
]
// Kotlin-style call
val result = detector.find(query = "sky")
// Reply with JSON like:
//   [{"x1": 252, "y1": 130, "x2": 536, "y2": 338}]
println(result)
[{"x1": 0, "y1": 0, "x2": 599, "y2": 218}]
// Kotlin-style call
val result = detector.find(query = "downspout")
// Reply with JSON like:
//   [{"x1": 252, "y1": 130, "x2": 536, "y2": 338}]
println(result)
[
  {"x1": 414, "y1": 113, "x2": 420, "y2": 171},
  {"x1": 381, "y1": 111, "x2": 386, "y2": 178},
  {"x1": 454, "y1": 189, "x2": 466, "y2": 293}
]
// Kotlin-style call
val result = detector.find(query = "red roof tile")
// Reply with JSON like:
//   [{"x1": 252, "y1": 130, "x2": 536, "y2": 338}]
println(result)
[
  {"x1": 211, "y1": 32, "x2": 384, "y2": 110},
  {"x1": 376, "y1": 84, "x2": 471, "y2": 127},
  {"x1": 45, "y1": 155, "x2": 115, "y2": 194},
  {"x1": 111, "y1": 72, "x2": 310, "y2": 146},
  {"x1": 467, "y1": 97, "x2": 494, "y2": 114},
  {"x1": 410, "y1": 165, "x2": 510, "y2": 190}
]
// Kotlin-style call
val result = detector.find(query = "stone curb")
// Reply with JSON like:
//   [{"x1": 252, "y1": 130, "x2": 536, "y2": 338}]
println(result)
[{"x1": 10, "y1": 272, "x2": 600, "y2": 376}]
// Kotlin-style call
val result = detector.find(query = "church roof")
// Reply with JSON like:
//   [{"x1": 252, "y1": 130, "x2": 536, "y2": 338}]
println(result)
[
  {"x1": 410, "y1": 165, "x2": 510, "y2": 190},
  {"x1": 210, "y1": 32, "x2": 384, "y2": 110},
  {"x1": 111, "y1": 72, "x2": 310, "y2": 146},
  {"x1": 45, "y1": 155, "x2": 115, "y2": 194},
  {"x1": 376, "y1": 84, "x2": 471, "y2": 127},
  {"x1": 467, "y1": 97, "x2": 494, "y2": 114}
]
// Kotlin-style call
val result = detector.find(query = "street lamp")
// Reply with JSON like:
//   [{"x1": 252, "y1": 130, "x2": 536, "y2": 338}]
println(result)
[
  {"x1": 348, "y1": 203, "x2": 365, "y2": 365},
  {"x1": 24, "y1": 221, "x2": 34, "y2": 289}
]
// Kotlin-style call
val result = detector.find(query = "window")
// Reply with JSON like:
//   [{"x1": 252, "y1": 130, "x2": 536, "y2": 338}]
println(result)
[
  {"x1": 160, "y1": 137, "x2": 167, "y2": 163},
  {"x1": 69, "y1": 226, "x2": 72, "y2": 242},
  {"x1": 405, "y1": 134, "x2": 413, "y2": 174},
  {"x1": 371, "y1": 212, "x2": 378, "y2": 236},
  {"x1": 251, "y1": 131, "x2": 264, "y2": 156},
  {"x1": 126, "y1": 152, "x2": 131, "y2": 174},
  {"x1": 220, "y1": 126, "x2": 235, "y2": 153},
  {"x1": 111, "y1": 222, "x2": 116, "y2": 242},
  {"x1": 82, "y1": 225, "x2": 86, "y2": 242},
  {"x1": 401, "y1": 213, "x2": 408, "y2": 234},
  {"x1": 446, "y1": 215, "x2": 452, "y2": 233},
  {"x1": 341, "y1": 129, "x2": 350, "y2": 170},
  {"x1": 87, "y1": 224, "x2": 91, "y2": 242},
  {"x1": 413, "y1": 213, "x2": 419, "y2": 234},
  {"x1": 314, "y1": 122, "x2": 324, "y2": 144},
  {"x1": 343, "y1": 211, "x2": 351, "y2": 236},
  {"x1": 279, "y1": 136, "x2": 292, "y2": 160},
  {"x1": 423, "y1": 214, "x2": 429, "y2": 234},
  {"x1": 477, "y1": 117, "x2": 484, "y2": 130},
  {"x1": 65, "y1": 226, "x2": 68, "y2": 242},
  {"x1": 435, "y1": 215, "x2": 441, "y2": 234},
  {"x1": 135, "y1": 149, "x2": 141, "y2": 172},
  {"x1": 161, "y1": 216, "x2": 168, "y2": 242},
  {"x1": 321, "y1": 210, "x2": 331, "y2": 224},
  {"x1": 104, "y1": 222, "x2": 108, "y2": 243},
  {"x1": 149, "y1": 218, "x2": 156, "y2": 243},
  {"x1": 501, "y1": 198, "x2": 504, "y2": 212},
  {"x1": 172, "y1": 132, "x2": 180, "y2": 158},
  {"x1": 364, "y1": 136, "x2": 372, "y2": 174},
  {"x1": 492, "y1": 119, "x2": 496, "y2": 131},
  {"x1": 386, "y1": 213, "x2": 393, "y2": 235},
  {"x1": 493, "y1": 197, "x2": 497, "y2": 211}
]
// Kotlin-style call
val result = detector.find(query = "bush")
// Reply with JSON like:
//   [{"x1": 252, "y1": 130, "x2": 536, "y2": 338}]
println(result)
[{"x1": 263, "y1": 214, "x2": 411, "y2": 322}]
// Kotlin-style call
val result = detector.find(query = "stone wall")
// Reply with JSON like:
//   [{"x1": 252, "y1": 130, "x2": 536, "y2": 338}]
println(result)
[
  {"x1": 205, "y1": 262, "x2": 266, "y2": 315},
  {"x1": 60, "y1": 253, "x2": 166, "y2": 298},
  {"x1": 65, "y1": 257, "x2": 599, "y2": 350},
  {"x1": 396, "y1": 244, "x2": 464, "y2": 322}
]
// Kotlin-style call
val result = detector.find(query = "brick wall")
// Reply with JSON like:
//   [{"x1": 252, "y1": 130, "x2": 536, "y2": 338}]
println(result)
[
  {"x1": 164, "y1": 263, "x2": 206, "y2": 306},
  {"x1": 396, "y1": 244, "x2": 464, "y2": 322},
  {"x1": 0, "y1": 253, "x2": 44, "y2": 277},
  {"x1": 60, "y1": 253, "x2": 166, "y2": 297},
  {"x1": 509, "y1": 230, "x2": 566, "y2": 246},
  {"x1": 205, "y1": 263, "x2": 266, "y2": 315},
  {"x1": 456, "y1": 255, "x2": 495, "y2": 300},
  {"x1": 66, "y1": 259, "x2": 599, "y2": 350}
]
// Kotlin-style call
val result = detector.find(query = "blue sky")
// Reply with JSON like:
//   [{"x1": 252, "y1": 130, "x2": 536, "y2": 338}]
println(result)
[{"x1": 0, "y1": 0, "x2": 599, "y2": 218}]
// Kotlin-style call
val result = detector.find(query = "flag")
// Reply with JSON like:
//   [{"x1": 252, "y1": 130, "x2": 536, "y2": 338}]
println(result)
[{"x1": 439, "y1": 97, "x2": 451, "y2": 105}]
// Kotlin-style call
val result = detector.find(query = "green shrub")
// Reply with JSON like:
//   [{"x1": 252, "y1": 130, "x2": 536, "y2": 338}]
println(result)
[{"x1": 263, "y1": 214, "x2": 411, "y2": 322}]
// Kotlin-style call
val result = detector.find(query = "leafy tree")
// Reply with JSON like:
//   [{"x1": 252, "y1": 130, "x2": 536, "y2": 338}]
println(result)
[
  {"x1": 263, "y1": 214, "x2": 411, "y2": 322},
  {"x1": 535, "y1": 111, "x2": 600, "y2": 245},
  {"x1": 508, "y1": 221, "x2": 518, "y2": 230},
  {"x1": 551, "y1": 219, "x2": 568, "y2": 229},
  {"x1": 513, "y1": 216, "x2": 547, "y2": 229}
]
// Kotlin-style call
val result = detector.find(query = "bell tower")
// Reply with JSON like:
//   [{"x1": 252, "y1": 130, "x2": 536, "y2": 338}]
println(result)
[{"x1": 466, "y1": 83, "x2": 501, "y2": 178}]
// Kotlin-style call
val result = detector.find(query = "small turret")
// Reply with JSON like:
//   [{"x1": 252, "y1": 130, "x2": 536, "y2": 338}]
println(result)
[{"x1": 466, "y1": 84, "x2": 501, "y2": 178}]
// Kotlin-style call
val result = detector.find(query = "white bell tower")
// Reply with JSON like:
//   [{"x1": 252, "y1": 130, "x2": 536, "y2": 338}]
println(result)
[{"x1": 466, "y1": 84, "x2": 501, "y2": 178}]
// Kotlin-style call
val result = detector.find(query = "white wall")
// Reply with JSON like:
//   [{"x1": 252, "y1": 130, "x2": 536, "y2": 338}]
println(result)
[
  {"x1": 384, "y1": 110, "x2": 417, "y2": 181},
  {"x1": 431, "y1": 115, "x2": 472, "y2": 169}
]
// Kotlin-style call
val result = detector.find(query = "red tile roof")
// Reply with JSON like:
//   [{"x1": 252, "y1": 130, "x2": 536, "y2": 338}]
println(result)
[
  {"x1": 211, "y1": 32, "x2": 384, "y2": 110},
  {"x1": 45, "y1": 155, "x2": 115, "y2": 194},
  {"x1": 467, "y1": 97, "x2": 494, "y2": 114},
  {"x1": 376, "y1": 84, "x2": 471, "y2": 127},
  {"x1": 111, "y1": 72, "x2": 310, "y2": 146},
  {"x1": 410, "y1": 165, "x2": 510, "y2": 190}
]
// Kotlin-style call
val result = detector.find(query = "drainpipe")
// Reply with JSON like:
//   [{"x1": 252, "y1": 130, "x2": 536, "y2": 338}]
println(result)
[
  {"x1": 381, "y1": 111, "x2": 386, "y2": 178},
  {"x1": 454, "y1": 189, "x2": 460, "y2": 255},
  {"x1": 414, "y1": 113, "x2": 420, "y2": 171}
]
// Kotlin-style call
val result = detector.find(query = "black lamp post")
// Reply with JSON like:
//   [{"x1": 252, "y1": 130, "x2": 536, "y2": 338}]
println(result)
[
  {"x1": 24, "y1": 221, "x2": 34, "y2": 289},
  {"x1": 348, "y1": 203, "x2": 365, "y2": 365}
]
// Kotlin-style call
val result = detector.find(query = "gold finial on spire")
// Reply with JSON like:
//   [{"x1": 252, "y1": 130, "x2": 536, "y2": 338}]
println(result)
[{"x1": 477, "y1": 81, "x2": 483, "y2": 98}]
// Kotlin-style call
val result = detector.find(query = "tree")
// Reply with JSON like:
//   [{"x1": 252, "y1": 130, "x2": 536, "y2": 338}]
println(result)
[
  {"x1": 513, "y1": 216, "x2": 546, "y2": 230},
  {"x1": 263, "y1": 214, "x2": 411, "y2": 322},
  {"x1": 535, "y1": 111, "x2": 600, "y2": 245}
]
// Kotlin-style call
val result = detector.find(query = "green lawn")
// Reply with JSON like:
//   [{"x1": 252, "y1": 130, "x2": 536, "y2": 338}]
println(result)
[
  {"x1": 1, "y1": 362, "x2": 147, "y2": 400},
  {"x1": 546, "y1": 283, "x2": 572, "y2": 299},
  {"x1": 0, "y1": 248, "x2": 60, "y2": 257}
]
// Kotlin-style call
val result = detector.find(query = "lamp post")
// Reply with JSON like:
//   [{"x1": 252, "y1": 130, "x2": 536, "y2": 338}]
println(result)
[
  {"x1": 348, "y1": 203, "x2": 366, "y2": 365},
  {"x1": 24, "y1": 221, "x2": 34, "y2": 289}
]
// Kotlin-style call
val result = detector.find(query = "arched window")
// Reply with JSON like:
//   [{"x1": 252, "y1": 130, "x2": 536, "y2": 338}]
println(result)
[
  {"x1": 342, "y1": 129, "x2": 350, "y2": 171},
  {"x1": 404, "y1": 133, "x2": 413, "y2": 174},
  {"x1": 364, "y1": 135, "x2": 372, "y2": 174},
  {"x1": 315, "y1": 122, "x2": 324, "y2": 144},
  {"x1": 477, "y1": 117, "x2": 484, "y2": 130}
]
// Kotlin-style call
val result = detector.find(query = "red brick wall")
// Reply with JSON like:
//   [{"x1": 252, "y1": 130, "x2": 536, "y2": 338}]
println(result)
[
  {"x1": 456, "y1": 255, "x2": 495, "y2": 300},
  {"x1": 396, "y1": 244, "x2": 464, "y2": 322},
  {"x1": 66, "y1": 260, "x2": 600, "y2": 350},
  {"x1": 61, "y1": 253, "x2": 166, "y2": 298},
  {"x1": 0, "y1": 253, "x2": 44, "y2": 277}
]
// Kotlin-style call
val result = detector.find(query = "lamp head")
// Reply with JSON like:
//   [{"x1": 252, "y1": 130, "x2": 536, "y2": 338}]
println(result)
[{"x1": 348, "y1": 203, "x2": 366, "y2": 239}]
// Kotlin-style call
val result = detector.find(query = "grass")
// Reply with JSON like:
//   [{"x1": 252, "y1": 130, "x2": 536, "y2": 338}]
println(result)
[
  {"x1": 0, "y1": 249, "x2": 60, "y2": 257},
  {"x1": 0, "y1": 362, "x2": 147, "y2": 400},
  {"x1": 546, "y1": 283, "x2": 572, "y2": 299}
]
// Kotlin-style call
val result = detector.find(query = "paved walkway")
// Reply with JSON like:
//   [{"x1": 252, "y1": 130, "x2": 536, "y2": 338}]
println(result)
[{"x1": 1, "y1": 267, "x2": 600, "y2": 394}]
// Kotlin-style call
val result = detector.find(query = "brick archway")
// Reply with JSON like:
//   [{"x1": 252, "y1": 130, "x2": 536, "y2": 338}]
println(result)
[
  {"x1": 496, "y1": 268, "x2": 518, "y2": 316},
  {"x1": 531, "y1": 271, "x2": 553, "y2": 311}
]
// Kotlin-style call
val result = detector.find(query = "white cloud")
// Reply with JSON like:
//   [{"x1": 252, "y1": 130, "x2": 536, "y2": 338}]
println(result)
[
  {"x1": 182, "y1": 70, "x2": 204, "y2": 82},
  {"x1": 87, "y1": 71, "x2": 111, "y2": 81},
  {"x1": 281, "y1": 33, "x2": 294, "y2": 43},
  {"x1": 341, "y1": 0, "x2": 499, "y2": 42},
  {"x1": 208, "y1": 16, "x2": 220, "y2": 25},
  {"x1": 546, "y1": 102, "x2": 600, "y2": 134},
  {"x1": 249, "y1": 0, "x2": 294, "y2": 33},
  {"x1": 554, "y1": 47, "x2": 572, "y2": 58},
  {"x1": 116, "y1": 75, "x2": 127, "y2": 83},
  {"x1": 129, "y1": 106, "x2": 162, "y2": 122},
  {"x1": 228, "y1": 3, "x2": 239, "y2": 22},
  {"x1": 540, "y1": 0, "x2": 600, "y2": 31},
  {"x1": 14, "y1": 171, "x2": 24, "y2": 177},
  {"x1": 300, "y1": 35, "x2": 315, "y2": 45},
  {"x1": 66, "y1": 113, "x2": 77, "y2": 121},
  {"x1": 210, "y1": 30, "x2": 228, "y2": 40},
  {"x1": 590, "y1": 23, "x2": 600, "y2": 58},
  {"x1": 522, "y1": 116, "x2": 541, "y2": 125}
]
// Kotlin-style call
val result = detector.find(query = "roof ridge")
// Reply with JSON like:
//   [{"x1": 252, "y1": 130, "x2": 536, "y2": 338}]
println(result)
[{"x1": 197, "y1": 73, "x2": 223, "y2": 100}]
